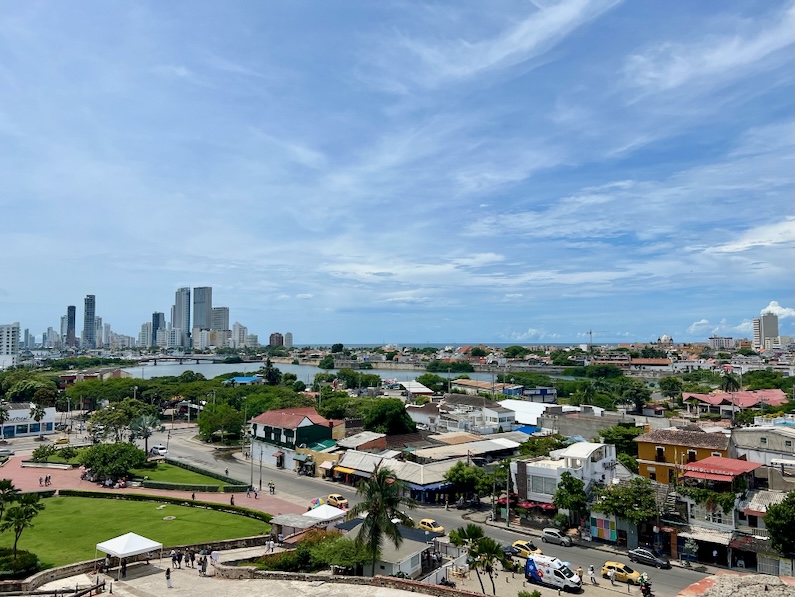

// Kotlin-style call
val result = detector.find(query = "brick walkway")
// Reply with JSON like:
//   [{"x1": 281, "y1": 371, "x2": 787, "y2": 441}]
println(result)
[{"x1": 2, "y1": 455, "x2": 306, "y2": 516}]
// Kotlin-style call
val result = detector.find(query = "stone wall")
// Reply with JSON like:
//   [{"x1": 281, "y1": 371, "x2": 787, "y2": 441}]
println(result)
[{"x1": 213, "y1": 565, "x2": 484, "y2": 597}]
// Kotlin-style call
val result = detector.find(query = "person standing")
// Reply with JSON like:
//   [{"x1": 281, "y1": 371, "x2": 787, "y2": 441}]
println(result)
[
  {"x1": 191, "y1": 492, "x2": 196, "y2": 501},
  {"x1": 230, "y1": 495, "x2": 235, "y2": 506},
  {"x1": 170, "y1": 549, "x2": 177, "y2": 568},
  {"x1": 713, "y1": 549, "x2": 719, "y2": 565},
  {"x1": 588, "y1": 565, "x2": 597, "y2": 585},
  {"x1": 165, "y1": 567, "x2": 172, "y2": 588},
  {"x1": 254, "y1": 488, "x2": 258, "y2": 499},
  {"x1": 576, "y1": 565, "x2": 583, "y2": 583},
  {"x1": 189, "y1": 550, "x2": 196, "y2": 568},
  {"x1": 120, "y1": 559, "x2": 127, "y2": 579},
  {"x1": 608, "y1": 567, "x2": 616, "y2": 586},
  {"x1": 246, "y1": 486, "x2": 251, "y2": 498},
  {"x1": 269, "y1": 538, "x2": 275, "y2": 552},
  {"x1": 277, "y1": 532, "x2": 283, "y2": 546},
  {"x1": 176, "y1": 550, "x2": 183, "y2": 569}
]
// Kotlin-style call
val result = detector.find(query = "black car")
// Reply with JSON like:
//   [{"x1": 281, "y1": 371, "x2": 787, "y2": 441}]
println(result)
[
  {"x1": 501, "y1": 545, "x2": 519, "y2": 558},
  {"x1": 627, "y1": 547, "x2": 671, "y2": 569}
]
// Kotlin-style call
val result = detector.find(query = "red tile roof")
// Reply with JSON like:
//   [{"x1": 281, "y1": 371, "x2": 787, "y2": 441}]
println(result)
[
  {"x1": 683, "y1": 389, "x2": 787, "y2": 408},
  {"x1": 681, "y1": 455, "x2": 761, "y2": 479},
  {"x1": 251, "y1": 407, "x2": 338, "y2": 430}
]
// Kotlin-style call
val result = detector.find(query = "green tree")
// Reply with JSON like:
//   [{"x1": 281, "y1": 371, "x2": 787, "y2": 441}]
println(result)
[
  {"x1": 553, "y1": 471, "x2": 588, "y2": 526},
  {"x1": 31, "y1": 444, "x2": 58, "y2": 463},
  {"x1": 504, "y1": 346, "x2": 529, "y2": 358},
  {"x1": 331, "y1": 343, "x2": 344, "y2": 353},
  {"x1": 78, "y1": 443, "x2": 148, "y2": 480},
  {"x1": 416, "y1": 374, "x2": 448, "y2": 394},
  {"x1": 129, "y1": 414, "x2": 162, "y2": 454},
  {"x1": 519, "y1": 435, "x2": 568, "y2": 457},
  {"x1": 363, "y1": 399, "x2": 416, "y2": 434},
  {"x1": 585, "y1": 365, "x2": 623, "y2": 379},
  {"x1": 470, "y1": 346, "x2": 488, "y2": 357},
  {"x1": 347, "y1": 467, "x2": 416, "y2": 576},
  {"x1": 469, "y1": 536, "x2": 509, "y2": 595},
  {"x1": 32, "y1": 387, "x2": 58, "y2": 407},
  {"x1": 721, "y1": 372, "x2": 741, "y2": 393},
  {"x1": 617, "y1": 453, "x2": 639, "y2": 473},
  {"x1": 318, "y1": 355, "x2": 336, "y2": 370},
  {"x1": 89, "y1": 398, "x2": 158, "y2": 442},
  {"x1": 262, "y1": 358, "x2": 282, "y2": 385},
  {"x1": 592, "y1": 477, "x2": 657, "y2": 526},
  {"x1": 309, "y1": 535, "x2": 371, "y2": 570},
  {"x1": 1, "y1": 493, "x2": 44, "y2": 559},
  {"x1": 598, "y1": 424, "x2": 644, "y2": 457},
  {"x1": 622, "y1": 384, "x2": 652, "y2": 413},
  {"x1": 426, "y1": 360, "x2": 474, "y2": 373},
  {"x1": 197, "y1": 402, "x2": 243, "y2": 442},
  {"x1": 764, "y1": 490, "x2": 795, "y2": 554},
  {"x1": 449, "y1": 524, "x2": 486, "y2": 593},
  {"x1": 0, "y1": 479, "x2": 21, "y2": 521},
  {"x1": 29, "y1": 404, "x2": 46, "y2": 439},
  {"x1": 658, "y1": 376, "x2": 683, "y2": 399},
  {"x1": 444, "y1": 462, "x2": 487, "y2": 498}
]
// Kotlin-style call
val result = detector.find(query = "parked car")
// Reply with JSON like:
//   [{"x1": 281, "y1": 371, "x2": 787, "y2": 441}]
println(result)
[
  {"x1": 327, "y1": 493, "x2": 348, "y2": 509},
  {"x1": 628, "y1": 547, "x2": 671, "y2": 569},
  {"x1": 501, "y1": 545, "x2": 520, "y2": 558},
  {"x1": 150, "y1": 444, "x2": 168, "y2": 457},
  {"x1": 0, "y1": 449, "x2": 14, "y2": 457},
  {"x1": 418, "y1": 518, "x2": 444, "y2": 533},
  {"x1": 601, "y1": 561, "x2": 642, "y2": 585},
  {"x1": 541, "y1": 528, "x2": 573, "y2": 547},
  {"x1": 512, "y1": 539, "x2": 543, "y2": 558}
]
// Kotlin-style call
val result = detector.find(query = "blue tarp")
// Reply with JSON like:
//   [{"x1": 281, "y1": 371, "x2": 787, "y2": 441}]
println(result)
[{"x1": 515, "y1": 425, "x2": 541, "y2": 435}]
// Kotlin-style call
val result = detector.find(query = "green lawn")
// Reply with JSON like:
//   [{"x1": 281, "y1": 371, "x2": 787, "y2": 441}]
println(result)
[
  {"x1": 128, "y1": 463, "x2": 224, "y2": 487},
  {"x1": 0, "y1": 496, "x2": 269, "y2": 568}
]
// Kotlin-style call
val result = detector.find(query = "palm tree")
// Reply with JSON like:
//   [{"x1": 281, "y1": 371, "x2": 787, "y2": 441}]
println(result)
[
  {"x1": 130, "y1": 414, "x2": 162, "y2": 454},
  {"x1": 449, "y1": 524, "x2": 486, "y2": 593},
  {"x1": 0, "y1": 479, "x2": 21, "y2": 521},
  {"x1": 721, "y1": 372, "x2": 741, "y2": 393},
  {"x1": 29, "y1": 404, "x2": 46, "y2": 439},
  {"x1": 0, "y1": 406, "x2": 8, "y2": 442},
  {"x1": 1, "y1": 493, "x2": 44, "y2": 559},
  {"x1": 469, "y1": 537, "x2": 509, "y2": 595},
  {"x1": 347, "y1": 467, "x2": 416, "y2": 576}
]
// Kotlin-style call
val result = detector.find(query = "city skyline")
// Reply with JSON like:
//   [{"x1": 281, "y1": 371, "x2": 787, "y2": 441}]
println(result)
[{"x1": 0, "y1": 2, "x2": 793, "y2": 343}]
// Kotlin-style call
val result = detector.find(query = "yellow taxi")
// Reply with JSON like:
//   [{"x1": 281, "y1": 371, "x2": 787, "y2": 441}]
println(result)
[
  {"x1": 418, "y1": 518, "x2": 445, "y2": 533},
  {"x1": 54, "y1": 436, "x2": 70, "y2": 445},
  {"x1": 327, "y1": 493, "x2": 349, "y2": 509},
  {"x1": 511, "y1": 539, "x2": 543, "y2": 558},
  {"x1": 602, "y1": 561, "x2": 642, "y2": 585}
]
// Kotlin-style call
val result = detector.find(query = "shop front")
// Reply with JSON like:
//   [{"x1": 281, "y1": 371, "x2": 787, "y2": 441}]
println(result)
[{"x1": 2, "y1": 404, "x2": 56, "y2": 439}]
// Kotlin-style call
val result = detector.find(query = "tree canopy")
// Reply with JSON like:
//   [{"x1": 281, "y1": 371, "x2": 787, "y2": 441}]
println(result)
[
  {"x1": 553, "y1": 471, "x2": 588, "y2": 524},
  {"x1": 78, "y1": 443, "x2": 148, "y2": 480},
  {"x1": 598, "y1": 424, "x2": 644, "y2": 457},
  {"x1": 363, "y1": 399, "x2": 416, "y2": 434},
  {"x1": 765, "y1": 490, "x2": 795, "y2": 555},
  {"x1": 592, "y1": 477, "x2": 657, "y2": 526}
]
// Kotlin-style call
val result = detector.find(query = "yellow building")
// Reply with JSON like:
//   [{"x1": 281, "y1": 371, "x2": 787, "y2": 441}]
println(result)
[{"x1": 634, "y1": 428, "x2": 730, "y2": 484}]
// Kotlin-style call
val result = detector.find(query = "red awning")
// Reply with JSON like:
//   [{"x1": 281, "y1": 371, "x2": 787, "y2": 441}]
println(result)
[
  {"x1": 682, "y1": 470, "x2": 732, "y2": 482},
  {"x1": 272, "y1": 451, "x2": 284, "y2": 457}
]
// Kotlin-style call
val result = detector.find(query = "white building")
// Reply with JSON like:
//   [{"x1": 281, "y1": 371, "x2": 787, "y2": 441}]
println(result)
[
  {"x1": 0, "y1": 322, "x2": 20, "y2": 370},
  {"x1": 232, "y1": 322, "x2": 247, "y2": 348},
  {"x1": 511, "y1": 442, "x2": 619, "y2": 504},
  {"x1": 753, "y1": 313, "x2": 779, "y2": 350},
  {"x1": 1, "y1": 403, "x2": 57, "y2": 438},
  {"x1": 284, "y1": 332, "x2": 293, "y2": 349}
]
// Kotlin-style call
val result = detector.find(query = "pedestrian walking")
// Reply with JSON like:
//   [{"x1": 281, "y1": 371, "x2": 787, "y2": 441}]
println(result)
[
  {"x1": 176, "y1": 550, "x2": 183, "y2": 569},
  {"x1": 576, "y1": 565, "x2": 583, "y2": 582},
  {"x1": 191, "y1": 492, "x2": 196, "y2": 501},
  {"x1": 39, "y1": 477, "x2": 43, "y2": 487},
  {"x1": 201, "y1": 557, "x2": 208, "y2": 577},
  {"x1": 246, "y1": 486, "x2": 251, "y2": 498},
  {"x1": 185, "y1": 549, "x2": 193, "y2": 567},
  {"x1": 165, "y1": 567, "x2": 172, "y2": 588},
  {"x1": 230, "y1": 495, "x2": 235, "y2": 506},
  {"x1": 269, "y1": 538, "x2": 275, "y2": 552},
  {"x1": 277, "y1": 532, "x2": 283, "y2": 546},
  {"x1": 588, "y1": 565, "x2": 596, "y2": 585},
  {"x1": 190, "y1": 550, "x2": 196, "y2": 568},
  {"x1": 225, "y1": 468, "x2": 229, "y2": 477},
  {"x1": 254, "y1": 488, "x2": 258, "y2": 499},
  {"x1": 608, "y1": 567, "x2": 616, "y2": 586},
  {"x1": 170, "y1": 549, "x2": 177, "y2": 568},
  {"x1": 120, "y1": 559, "x2": 127, "y2": 579}
]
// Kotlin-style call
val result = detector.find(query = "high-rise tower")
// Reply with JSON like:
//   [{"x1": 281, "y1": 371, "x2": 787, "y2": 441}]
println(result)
[
  {"x1": 66, "y1": 305, "x2": 76, "y2": 348},
  {"x1": 0, "y1": 322, "x2": 20, "y2": 369},
  {"x1": 152, "y1": 312, "x2": 166, "y2": 346},
  {"x1": 193, "y1": 287, "x2": 212, "y2": 331},
  {"x1": 82, "y1": 295, "x2": 96, "y2": 349},
  {"x1": 173, "y1": 287, "x2": 191, "y2": 347},
  {"x1": 753, "y1": 313, "x2": 779, "y2": 350}
]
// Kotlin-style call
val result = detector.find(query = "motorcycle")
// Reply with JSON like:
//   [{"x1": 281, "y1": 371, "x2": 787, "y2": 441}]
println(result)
[
  {"x1": 439, "y1": 578, "x2": 456, "y2": 588},
  {"x1": 640, "y1": 579, "x2": 654, "y2": 597}
]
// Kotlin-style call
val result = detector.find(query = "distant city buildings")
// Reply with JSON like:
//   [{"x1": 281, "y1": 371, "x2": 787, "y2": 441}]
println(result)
[
  {"x1": 172, "y1": 287, "x2": 191, "y2": 348},
  {"x1": 709, "y1": 336, "x2": 735, "y2": 350},
  {"x1": 192, "y1": 286, "x2": 212, "y2": 330},
  {"x1": 66, "y1": 305, "x2": 76, "y2": 347},
  {"x1": 269, "y1": 332, "x2": 284, "y2": 347},
  {"x1": 211, "y1": 307, "x2": 229, "y2": 332},
  {"x1": 284, "y1": 332, "x2": 293, "y2": 349}
]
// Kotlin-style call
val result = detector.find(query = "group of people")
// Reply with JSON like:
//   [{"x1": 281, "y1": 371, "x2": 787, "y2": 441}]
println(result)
[
  {"x1": 575, "y1": 564, "x2": 598, "y2": 586},
  {"x1": 245, "y1": 485, "x2": 259, "y2": 499},
  {"x1": 169, "y1": 548, "x2": 209, "y2": 578},
  {"x1": 38, "y1": 475, "x2": 53, "y2": 486}
]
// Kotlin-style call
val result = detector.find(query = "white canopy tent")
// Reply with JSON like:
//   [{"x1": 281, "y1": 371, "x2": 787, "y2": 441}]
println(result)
[
  {"x1": 95, "y1": 532, "x2": 163, "y2": 580},
  {"x1": 302, "y1": 504, "x2": 347, "y2": 523}
]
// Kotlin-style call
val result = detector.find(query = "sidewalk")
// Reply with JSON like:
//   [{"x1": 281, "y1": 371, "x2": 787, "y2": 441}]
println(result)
[{"x1": 465, "y1": 510, "x2": 720, "y2": 577}]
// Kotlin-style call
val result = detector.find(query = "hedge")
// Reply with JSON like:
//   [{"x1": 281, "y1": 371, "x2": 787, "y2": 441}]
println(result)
[
  {"x1": 0, "y1": 549, "x2": 39, "y2": 579},
  {"x1": 142, "y1": 481, "x2": 220, "y2": 492},
  {"x1": 164, "y1": 458, "x2": 248, "y2": 487},
  {"x1": 56, "y1": 490, "x2": 273, "y2": 523}
]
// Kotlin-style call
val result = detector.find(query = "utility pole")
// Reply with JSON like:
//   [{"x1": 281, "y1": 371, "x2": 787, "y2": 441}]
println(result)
[{"x1": 505, "y1": 463, "x2": 511, "y2": 528}]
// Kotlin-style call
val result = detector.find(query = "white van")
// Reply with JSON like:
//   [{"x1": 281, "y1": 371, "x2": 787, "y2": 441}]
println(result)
[{"x1": 525, "y1": 554, "x2": 581, "y2": 592}]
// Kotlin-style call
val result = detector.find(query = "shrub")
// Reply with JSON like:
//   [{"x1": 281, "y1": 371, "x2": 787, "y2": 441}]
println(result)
[
  {"x1": 518, "y1": 591, "x2": 542, "y2": 597},
  {"x1": 0, "y1": 549, "x2": 39, "y2": 579}
]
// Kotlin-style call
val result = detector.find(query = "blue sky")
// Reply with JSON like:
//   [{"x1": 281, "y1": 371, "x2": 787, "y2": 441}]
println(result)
[{"x1": 1, "y1": 1, "x2": 793, "y2": 345}]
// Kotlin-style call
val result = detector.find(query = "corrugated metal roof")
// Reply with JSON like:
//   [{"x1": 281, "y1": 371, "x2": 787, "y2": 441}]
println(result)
[
  {"x1": 738, "y1": 489, "x2": 788, "y2": 515},
  {"x1": 338, "y1": 450, "x2": 383, "y2": 473},
  {"x1": 337, "y1": 431, "x2": 386, "y2": 448}
]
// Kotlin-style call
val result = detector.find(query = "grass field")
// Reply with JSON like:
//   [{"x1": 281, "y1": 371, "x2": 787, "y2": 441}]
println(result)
[
  {"x1": 0, "y1": 496, "x2": 269, "y2": 568},
  {"x1": 128, "y1": 463, "x2": 224, "y2": 486}
]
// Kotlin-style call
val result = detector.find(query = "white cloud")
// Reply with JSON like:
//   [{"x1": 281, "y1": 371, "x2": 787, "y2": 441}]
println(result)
[
  {"x1": 507, "y1": 327, "x2": 561, "y2": 341},
  {"x1": 687, "y1": 319, "x2": 711, "y2": 334},
  {"x1": 296, "y1": 294, "x2": 313, "y2": 300},
  {"x1": 706, "y1": 218, "x2": 795, "y2": 254},
  {"x1": 761, "y1": 301, "x2": 795, "y2": 318},
  {"x1": 622, "y1": 5, "x2": 794, "y2": 94}
]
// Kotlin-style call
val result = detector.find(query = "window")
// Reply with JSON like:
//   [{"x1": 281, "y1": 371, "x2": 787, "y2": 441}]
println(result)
[
  {"x1": 760, "y1": 437, "x2": 767, "y2": 444},
  {"x1": 649, "y1": 472, "x2": 656, "y2": 481},
  {"x1": 786, "y1": 441, "x2": 792, "y2": 448},
  {"x1": 687, "y1": 450, "x2": 697, "y2": 463},
  {"x1": 655, "y1": 447, "x2": 665, "y2": 462},
  {"x1": 530, "y1": 476, "x2": 557, "y2": 495},
  {"x1": 748, "y1": 515, "x2": 758, "y2": 528},
  {"x1": 712, "y1": 452, "x2": 722, "y2": 457}
]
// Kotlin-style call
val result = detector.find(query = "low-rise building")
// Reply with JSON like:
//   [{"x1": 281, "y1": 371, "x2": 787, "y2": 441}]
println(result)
[{"x1": 635, "y1": 428, "x2": 731, "y2": 484}]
